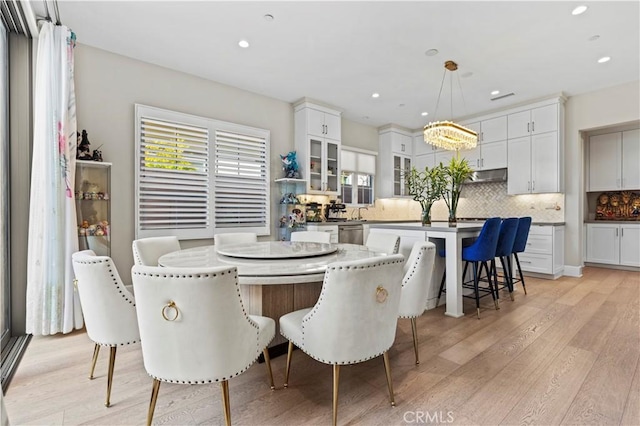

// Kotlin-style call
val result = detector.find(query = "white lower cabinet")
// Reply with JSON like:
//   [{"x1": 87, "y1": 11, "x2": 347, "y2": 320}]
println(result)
[
  {"x1": 586, "y1": 223, "x2": 640, "y2": 267},
  {"x1": 306, "y1": 224, "x2": 339, "y2": 244},
  {"x1": 517, "y1": 225, "x2": 564, "y2": 278}
]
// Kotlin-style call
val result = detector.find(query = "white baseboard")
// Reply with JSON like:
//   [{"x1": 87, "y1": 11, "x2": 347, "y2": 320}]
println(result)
[{"x1": 563, "y1": 265, "x2": 583, "y2": 277}]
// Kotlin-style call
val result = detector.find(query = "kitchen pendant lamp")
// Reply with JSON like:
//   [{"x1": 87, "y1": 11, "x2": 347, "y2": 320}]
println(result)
[{"x1": 423, "y1": 60, "x2": 478, "y2": 151}]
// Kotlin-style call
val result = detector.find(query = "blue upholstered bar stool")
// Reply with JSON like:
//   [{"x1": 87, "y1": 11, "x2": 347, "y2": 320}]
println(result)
[
  {"x1": 490, "y1": 217, "x2": 519, "y2": 302},
  {"x1": 437, "y1": 217, "x2": 502, "y2": 319},
  {"x1": 509, "y1": 217, "x2": 532, "y2": 295}
]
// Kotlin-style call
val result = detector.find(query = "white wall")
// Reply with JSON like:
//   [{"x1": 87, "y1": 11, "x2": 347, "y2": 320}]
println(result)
[
  {"x1": 564, "y1": 80, "x2": 640, "y2": 271},
  {"x1": 74, "y1": 44, "x2": 378, "y2": 278}
]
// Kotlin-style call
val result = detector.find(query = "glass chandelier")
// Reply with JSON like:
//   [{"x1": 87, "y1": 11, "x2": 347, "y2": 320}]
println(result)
[{"x1": 423, "y1": 60, "x2": 478, "y2": 151}]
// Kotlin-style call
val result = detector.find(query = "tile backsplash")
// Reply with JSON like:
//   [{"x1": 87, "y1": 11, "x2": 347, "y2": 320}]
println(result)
[{"x1": 346, "y1": 182, "x2": 565, "y2": 222}]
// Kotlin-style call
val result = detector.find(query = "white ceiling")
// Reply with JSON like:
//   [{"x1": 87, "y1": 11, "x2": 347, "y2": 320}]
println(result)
[{"x1": 30, "y1": 1, "x2": 640, "y2": 130}]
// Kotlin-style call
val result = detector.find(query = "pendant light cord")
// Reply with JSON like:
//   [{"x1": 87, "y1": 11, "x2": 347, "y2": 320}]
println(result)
[{"x1": 432, "y1": 68, "x2": 447, "y2": 121}]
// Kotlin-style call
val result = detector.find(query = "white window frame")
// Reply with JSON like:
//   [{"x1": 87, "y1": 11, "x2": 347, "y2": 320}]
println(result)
[
  {"x1": 135, "y1": 105, "x2": 270, "y2": 239},
  {"x1": 340, "y1": 147, "x2": 376, "y2": 207}
]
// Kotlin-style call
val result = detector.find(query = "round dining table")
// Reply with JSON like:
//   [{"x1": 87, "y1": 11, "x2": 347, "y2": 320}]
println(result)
[
  {"x1": 158, "y1": 241, "x2": 388, "y2": 285},
  {"x1": 158, "y1": 241, "x2": 393, "y2": 350}
]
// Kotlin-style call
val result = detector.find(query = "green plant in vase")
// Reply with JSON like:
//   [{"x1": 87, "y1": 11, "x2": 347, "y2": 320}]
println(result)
[
  {"x1": 441, "y1": 154, "x2": 473, "y2": 225},
  {"x1": 405, "y1": 165, "x2": 447, "y2": 225}
]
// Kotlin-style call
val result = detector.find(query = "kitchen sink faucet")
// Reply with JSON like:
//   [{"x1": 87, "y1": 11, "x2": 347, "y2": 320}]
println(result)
[{"x1": 356, "y1": 206, "x2": 368, "y2": 220}]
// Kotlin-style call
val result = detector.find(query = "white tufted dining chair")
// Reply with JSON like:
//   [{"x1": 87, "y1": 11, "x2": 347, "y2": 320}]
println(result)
[
  {"x1": 214, "y1": 232, "x2": 258, "y2": 248},
  {"x1": 131, "y1": 265, "x2": 275, "y2": 426},
  {"x1": 279, "y1": 254, "x2": 405, "y2": 426},
  {"x1": 365, "y1": 233, "x2": 401, "y2": 254},
  {"x1": 71, "y1": 250, "x2": 140, "y2": 408},
  {"x1": 290, "y1": 230, "x2": 331, "y2": 244},
  {"x1": 398, "y1": 241, "x2": 436, "y2": 365},
  {"x1": 132, "y1": 236, "x2": 181, "y2": 266}
]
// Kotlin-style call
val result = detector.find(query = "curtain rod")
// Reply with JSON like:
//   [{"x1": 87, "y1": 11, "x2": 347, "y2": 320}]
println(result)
[{"x1": 41, "y1": 0, "x2": 61, "y2": 25}]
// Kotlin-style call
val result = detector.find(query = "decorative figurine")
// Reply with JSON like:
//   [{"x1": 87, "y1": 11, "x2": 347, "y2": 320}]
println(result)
[
  {"x1": 280, "y1": 151, "x2": 300, "y2": 178},
  {"x1": 76, "y1": 130, "x2": 92, "y2": 160},
  {"x1": 92, "y1": 144, "x2": 103, "y2": 162}
]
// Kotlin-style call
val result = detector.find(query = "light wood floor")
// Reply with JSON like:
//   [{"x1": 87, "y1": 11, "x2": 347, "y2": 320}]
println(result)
[{"x1": 4, "y1": 267, "x2": 639, "y2": 425}]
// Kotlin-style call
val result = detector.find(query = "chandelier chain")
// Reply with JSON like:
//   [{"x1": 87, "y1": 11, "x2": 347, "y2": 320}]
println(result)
[{"x1": 432, "y1": 68, "x2": 448, "y2": 121}]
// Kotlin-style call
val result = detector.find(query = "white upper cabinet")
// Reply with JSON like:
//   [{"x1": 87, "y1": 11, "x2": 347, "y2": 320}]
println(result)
[
  {"x1": 294, "y1": 101, "x2": 342, "y2": 195},
  {"x1": 508, "y1": 104, "x2": 558, "y2": 139},
  {"x1": 622, "y1": 129, "x2": 640, "y2": 190},
  {"x1": 306, "y1": 107, "x2": 341, "y2": 141},
  {"x1": 414, "y1": 131, "x2": 441, "y2": 154},
  {"x1": 459, "y1": 116, "x2": 507, "y2": 171},
  {"x1": 588, "y1": 129, "x2": 640, "y2": 191},
  {"x1": 378, "y1": 127, "x2": 413, "y2": 198},
  {"x1": 392, "y1": 133, "x2": 412, "y2": 156},
  {"x1": 588, "y1": 132, "x2": 621, "y2": 191},
  {"x1": 480, "y1": 116, "x2": 508, "y2": 143},
  {"x1": 506, "y1": 100, "x2": 563, "y2": 195}
]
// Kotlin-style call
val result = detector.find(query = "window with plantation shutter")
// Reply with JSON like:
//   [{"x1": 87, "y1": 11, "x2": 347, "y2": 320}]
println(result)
[
  {"x1": 214, "y1": 126, "x2": 269, "y2": 233},
  {"x1": 135, "y1": 105, "x2": 270, "y2": 240}
]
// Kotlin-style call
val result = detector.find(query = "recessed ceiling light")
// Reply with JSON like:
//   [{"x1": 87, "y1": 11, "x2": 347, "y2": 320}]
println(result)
[
  {"x1": 597, "y1": 56, "x2": 611, "y2": 63},
  {"x1": 238, "y1": 40, "x2": 249, "y2": 48},
  {"x1": 399, "y1": 103, "x2": 405, "y2": 107},
  {"x1": 491, "y1": 90, "x2": 500, "y2": 96},
  {"x1": 372, "y1": 93, "x2": 380, "y2": 98},
  {"x1": 572, "y1": 5, "x2": 588, "y2": 15},
  {"x1": 421, "y1": 112, "x2": 429, "y2": 116},
  {"x1": 264, "y1": 14, "x2": 274, "y2": 21},
  {"x1": 425, "y1": 49, "x2": 439, "y2": 57},
  {"x1": 461, "y1": 72, "x2": 473, "y2": 78},
  {"x1": 588, "y1": 35, "x2": 600, "y2": 42},
  {"x1": 363, "y1": 116, "x2": 370, "y2": 119}
]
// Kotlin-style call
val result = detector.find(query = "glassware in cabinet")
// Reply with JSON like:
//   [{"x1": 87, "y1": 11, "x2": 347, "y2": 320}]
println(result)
[{"x1": 275, "y1": 178, "x2": 307, "y2": 241}]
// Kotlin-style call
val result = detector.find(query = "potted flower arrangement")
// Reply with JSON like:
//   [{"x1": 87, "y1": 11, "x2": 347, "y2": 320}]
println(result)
[
  {"x1": 441, "y1": 155, "x2": 473, "y2": 224},
  {"x1": 405, "y1": 165, "x2": 447, "y2": 225}
]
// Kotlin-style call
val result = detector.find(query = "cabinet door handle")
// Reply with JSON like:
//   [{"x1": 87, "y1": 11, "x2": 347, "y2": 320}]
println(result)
[
  {"x1": 481, "y1": 158, "x2": 484, "y2": 167},
  {"x1": 616, "y1": 228, "x2": 619, "y2": 237},
  {"x1": 532, "y1": 121, "x2": 535, "y2": 132},
  {"x1": 477, "y1": 159, "x2": 480, "y2": 167},
  {"x1": 481, "y1": 132, "x2": 484, "y2": 142},
  {"x1": 527, "y1": 122, "x2": 530, "y2": 133},
  {"x1": 532, "y1": 180, "x2": 535, "y2": 191},
  {"x1": 527, "y1": 181, "x2": 530, "y2": 191},
  {"x1": 621, "y1": 228, "x2": 624, "y2": 237},
  {"x1": 520, "y1": 260, "x2": 532, "y2": 264}
]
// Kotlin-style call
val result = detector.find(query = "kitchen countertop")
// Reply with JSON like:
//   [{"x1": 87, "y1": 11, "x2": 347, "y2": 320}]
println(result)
[
  {"x1": 584, "y1": 220, "x2": 640, "y2": 224},
  {"x1": 308, "y1": 219, "x2": 566, "y2": 226}
]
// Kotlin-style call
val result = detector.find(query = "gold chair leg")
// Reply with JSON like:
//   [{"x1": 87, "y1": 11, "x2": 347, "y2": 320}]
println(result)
[
  {"x1": 382, "y1": 352, "x2": 395, "y2": 407},
  {"x1": 410, "y1": 318, "x2": 419, "y2": 365},
  {"x1": 89, "y1": 343, "x2": 100, "y2": 379},
  {"x1": 332, "y1": 364, "x2": 340, "y2": 426},
  {"x1": 284, "y1": 341, "x2": 294, "y2": 388},
  {"x1": 146, "y1": 379, "x2": 161, "y2": 426},
  {"x1": 105, "y1": 346, "x2": 117, "y2": 407},
  {"x1": 262, "y1": 348, "x2": 275, "y2": 390},
  {"x1": 221, "y1": 380, "x2": 231, "y2": 426}
]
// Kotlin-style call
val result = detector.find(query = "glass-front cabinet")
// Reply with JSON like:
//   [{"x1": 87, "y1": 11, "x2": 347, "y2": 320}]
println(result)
[
  {"x1": 393, "y1": 155, "x2": 412, "y2": 197},
  {"x1": 294, "y1": 101, "x2": 342, "y2": 196},
  {"x1": 308, "y1": 137, "x2": 340, "y2": 194},
  {"x1": 75, "y1": 160, "x2": 111, "y2": 256}
]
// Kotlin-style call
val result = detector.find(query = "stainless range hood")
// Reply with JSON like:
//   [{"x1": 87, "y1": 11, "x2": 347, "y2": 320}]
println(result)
[{"x1": 465, "y1": 168, "x2": 508, "y2": 184}]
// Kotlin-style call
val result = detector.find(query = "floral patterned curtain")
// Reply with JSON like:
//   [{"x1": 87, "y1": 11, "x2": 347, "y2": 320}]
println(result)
[{"x1": 26, "y1": 22, "x2": 82, "y2": 335}]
